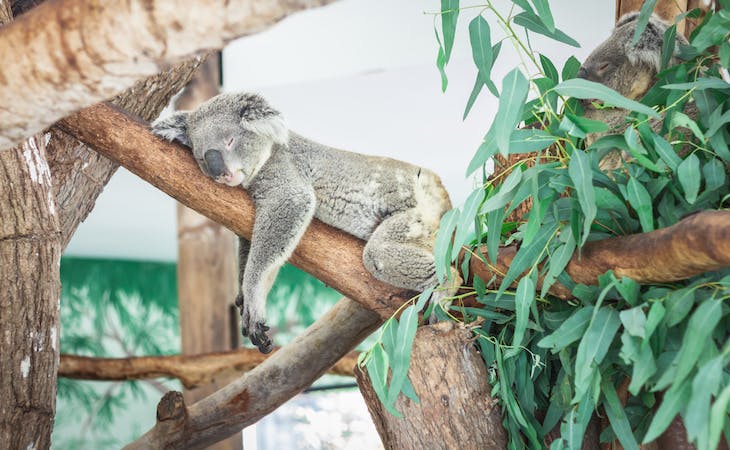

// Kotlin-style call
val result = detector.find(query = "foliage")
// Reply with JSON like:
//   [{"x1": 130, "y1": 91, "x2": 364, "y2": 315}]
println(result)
[{"x1": 364, "y1": 2, "x2": 730, "y2": 449}]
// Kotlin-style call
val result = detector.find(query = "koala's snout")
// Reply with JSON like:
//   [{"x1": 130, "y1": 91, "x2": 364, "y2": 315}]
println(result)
[{"x1": 204, "y1": 149, "x2": 228, "y2": 178}]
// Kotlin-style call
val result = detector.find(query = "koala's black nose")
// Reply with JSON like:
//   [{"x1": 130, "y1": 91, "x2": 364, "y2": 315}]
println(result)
[
  {"x1": 203, "y1": 149, "x2": 227, "y2": 177},
  {"x1": 577, "y1": 66, "x2": 589, "y2": 79}
]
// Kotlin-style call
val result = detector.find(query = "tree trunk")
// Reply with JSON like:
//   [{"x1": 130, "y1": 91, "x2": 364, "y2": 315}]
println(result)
[
  {"x1": 356, "y1": 322, "x2": 508, "y2": 450},
  {"x1": 0, "y1": 133, "x2": 61, "y2": 449},
  {"x1": 0, "y1": 7, "x2": 61, "y2": 449},
  {"x1": 175, "y1": 53, "x2": 243, "y2": 450}
]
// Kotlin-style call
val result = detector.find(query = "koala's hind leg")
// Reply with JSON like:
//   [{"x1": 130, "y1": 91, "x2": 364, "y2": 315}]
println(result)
[{"x1": 363, "y1": 210, "x2": 462, "y2": 308}]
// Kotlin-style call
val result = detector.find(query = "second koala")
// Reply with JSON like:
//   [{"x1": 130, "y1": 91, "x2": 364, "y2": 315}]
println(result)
[{"x1": 152, "y1": 93, "x2": 457, "y2": 353}]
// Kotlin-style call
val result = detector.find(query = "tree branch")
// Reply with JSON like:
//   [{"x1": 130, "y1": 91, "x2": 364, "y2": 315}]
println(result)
[
  {"x1": 57, "y1": 103, "x2": 412, "y2": 319},
  {"x1": 0, "y1": 0, "x2": 339, "y2": 150},
  {"x1": 59, "y1": 347, "x2": 359, "y2": 389},
  {"x1": 465, "y1": 210, "x2": 730, "y2": 299},
  {"x1": 123, "y1": 297, "x2": 380, "y2": 450}
]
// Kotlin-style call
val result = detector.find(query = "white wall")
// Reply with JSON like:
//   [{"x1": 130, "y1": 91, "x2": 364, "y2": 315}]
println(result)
[{"x1": 65, "y1": 1, "x2": 614, "y2": 261}]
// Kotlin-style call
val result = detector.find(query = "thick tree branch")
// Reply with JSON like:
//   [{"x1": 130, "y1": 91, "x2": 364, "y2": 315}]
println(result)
[
  {"x1": 466, "y1": 210, "x2": 730, "y2": 299},
  {"x1": 59, "y1": 348, "x2": 359, "y2": 389},
  {"x1": 123, "y1": 297, "x2": 380, "y2": 450},
  {"x1": 0, "y1": 0, "x2": 338, "y2": 150},
  {"x1": 57, "y1": 103, "x2": 412, "y2": 318}
]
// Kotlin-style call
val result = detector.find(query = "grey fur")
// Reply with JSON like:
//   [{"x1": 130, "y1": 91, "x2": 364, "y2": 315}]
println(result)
[
  {"x1": 579, "y1": 13, "x2": 687, "y2": 100},
  {"x1": 152, "y1": 93, "x2": 456, "y2": 353}
]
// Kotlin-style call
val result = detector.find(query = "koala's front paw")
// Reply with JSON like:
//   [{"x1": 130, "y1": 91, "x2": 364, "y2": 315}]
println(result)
[{"x1": 239, "y1": 302, "x2": 273, "y2": 354}]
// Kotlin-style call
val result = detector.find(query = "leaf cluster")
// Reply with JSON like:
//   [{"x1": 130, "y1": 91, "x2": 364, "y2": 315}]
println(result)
[{"x1": 367, "y1": 2, "x2": 730, "y2": 449}]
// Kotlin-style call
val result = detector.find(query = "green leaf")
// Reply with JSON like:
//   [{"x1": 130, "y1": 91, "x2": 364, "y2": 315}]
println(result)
[
  {"x1": 486, "y1": 206, "x2": 505, "y2": 265},
  {"x1": 440, "y1": 0, "x2": 459, "y2": 63},
  {"x1": 434, "y1": 28, "x2": 449, "y2": 92},
  {"x1": 620, "y1": 306, "x2": 647, "y2": 339},
  {"x1": 561, "y1": 56, "x2": 581, "y2": 81},
  {"x1": 494, "y1": 68, "x2": 530, "y2": 155},
  {"x1": 434, "y1": 208, "x2": 459, "y2": 282},
  {"x1": 643, "y1": 382, "x2": 691, "y2": 443},
  {"x1": 652, "y1": 134, "x2": 682, "y2": 172},
  {"x1": 469, "y1": 15, "x2": 493, "y2": 77},
  {"x1": 480, "y1": 167, "x2": 523, "y2": 213},
  {"x1": 541, "y1": 229, "x2": 576, "y2": 298},
  {"x1": 709, "y1": 383, "x2": 730, "y2": 450},
  {"x1": 497, "y1": 220, "x2": 557, "y2": 298},
  {"x1": 508, "y1": 275, "x2": 535, "y2": 358},
  {"x1": 365, "y1": 344, "x2": 401, "y2": 417},
  {"x1": 631, "y1": 0, "x2": 658, "y2": 45},
  {"x1": 662, "y1": 78, "x2": 730, "y2": 91},
  {"x1": 513, "y1": 11, "x2": 580, "y2": 47},
  {"x1": 703, "y1": 158, "x2": 727, "y2": 192},
  {"x1": 537, "y1": 306, "x2": 593, "y2": 353},
  {"x1": 602, "y1": 380, "x2": 640, "y2": 450},
  {"x1": 661, "y1": 24, "x2": 677, "y2": 71},
  {"x1": 506, "y1": 128, "x2": 558, "y2": 153},
  {"x1": 463, "y1": 75, "x2": 484, "y2": 120},
  {"x1": 626, "y1": 176, "x2": 654, "y2": 232},
  {"x1": 574, "y1": 307, "x2": 621, "y2": 401},
  {"x1": 566, "y1": 113, "x2": 610, "y2": 133},
  {"x1": 452, "y1": 188, "x2": 485, "y2": 260},
  {"x1": 554, "y1": 79, "x2": 660, "y2": 118},
  {"x1": 671, "y1": 111, "x2": 706, "y2": 141},
  {"x1": 655, "y1": 299, "x2": 722, "y2": 391},
  {"x1": 685, "y1": 357, "x2": 722, "y2": 443},
  {"x1": 540, "y1": 54, "x2": 559, "y2": 83},
  {"x1": 568, "y1": 149, "x2": 596, "y2": 246},
  {"x1": 386, "y1": 305, "x2": 419, "y2": 406},
  {"x1": 678, "y1": 153, "x2": 701, "y2": 204},
  {"x1": 691, "y1": 10, "x2": 730, "y2": 53},
  {"x1": 664, "y1": 288, "x2": 695, "y2": 327},
  {"x1": 531, "y1": 0, "x2": 555, "y2": 32}
]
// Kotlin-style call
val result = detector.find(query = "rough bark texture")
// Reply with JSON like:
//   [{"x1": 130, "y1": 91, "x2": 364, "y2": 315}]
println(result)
[
  {"x1": 0, "y1": 133, "x2": 61, "y2": 449},
  {"x1": 0, "y1": 7, "x2": 62, "y2": 449},
  {"x1": 123, "y1": 297, "x2": 380, "y2": 450},
  {"x1": 58, "y1": 348, "x2": 360, "y2": 389},
  {"x1": 355, "y1": 322, "x2": 507, "y2": 450},
  {"x1": 174, "y1": 54, "x2": 242, "y2": 450},
  {"x1": 464, "y1": 210, "x2": 730, "y2": 300},
  {"x1": 57, "y1": 104, "x2": 414, "y2": 318},
  {"x1": 0, "y1": 0, "x2": 339, "y2": 150}
]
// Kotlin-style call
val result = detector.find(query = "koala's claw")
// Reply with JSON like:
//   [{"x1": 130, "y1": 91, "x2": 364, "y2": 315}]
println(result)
[{"x1": 249, "y1": 322, "x2": 273, "y2": 354}]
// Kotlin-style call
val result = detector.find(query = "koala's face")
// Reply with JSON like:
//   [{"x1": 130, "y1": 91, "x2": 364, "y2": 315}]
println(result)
[
  {"x1": 152, "y1": 93, "x2": 288, "y2": 187},
  {"x1": 578, "y1": 13, "x2": 679, "y2": 100}
]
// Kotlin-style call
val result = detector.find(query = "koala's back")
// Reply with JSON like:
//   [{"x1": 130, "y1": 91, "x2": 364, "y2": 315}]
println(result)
[{"x1": 287, "y1": 134, "x2": 451, "y2": 240}]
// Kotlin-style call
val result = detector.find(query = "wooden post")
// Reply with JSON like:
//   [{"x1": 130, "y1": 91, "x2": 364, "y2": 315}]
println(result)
[{"x1": 175, "y1": 53, "x2": 243, "y2": 450}]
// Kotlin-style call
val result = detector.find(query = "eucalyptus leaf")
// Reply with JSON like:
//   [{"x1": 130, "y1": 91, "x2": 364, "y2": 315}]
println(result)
[
  {"x1": 568, "y1": 149, "x2": 596, "y2": 246},
  {"x1": 643, "y1": 382, "x2": 691, "y2": 443},
  {"x1": 602, "y1": 380, "x2": 640, "y2": 450},
  {"x1": 626, "y1": 176, "x2": 654, "y2": 232},
  {"x1": 678, "y1": 153, "x2": 701, "y2": 204},
  {"x1": 554, "y1": 79, "x2": 660, "y2": 118},
  {"x1": 494, "y1": 69, "x2": 530, "y2": 155},
  {"x1": 631, "y1": 0, "x2": 658, "y2": 45},
  {"x1": 508, "y1": 276, "x2": 536, "y2": 358},
  {"x1": 513, "y1": 11, "x2": 579, "y2": 47},
  {"x1": 537, "y1": 307, "x2": 593, "y2": 353}
]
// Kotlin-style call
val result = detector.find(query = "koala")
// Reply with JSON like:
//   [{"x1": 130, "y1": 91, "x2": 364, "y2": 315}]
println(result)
[
  {"x1": 152, "y1": 93, "x2": 459, "y2": 353},
  {"x1": 577, "y1": 12, "x2": 688, "y2": 169}
]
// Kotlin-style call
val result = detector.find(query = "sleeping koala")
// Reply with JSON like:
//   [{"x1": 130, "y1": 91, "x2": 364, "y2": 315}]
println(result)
[
  {"x1": 152, "y1": 93, "x2": 459, "y2": 353},
  {"x1": 577, "y1": 12, "x2": 689, "y2": 169}
]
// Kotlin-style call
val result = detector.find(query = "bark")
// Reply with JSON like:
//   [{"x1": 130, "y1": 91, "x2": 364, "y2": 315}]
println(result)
[
  {"x1": 355, "y1": 322, "x2": 508, "y2": 450},
  {"x1": 58, "y1": 348, "x2": 360, "y2": 389},
  {"x1": 123, "y1": 297, "x2": 380, "y2": 450},
  {"x1": 0, "y1": 134, "x2": 61, "y2": 449},
  {"x1": 174, "y1": 54, "x2": 242, "y2": 450},
  {"x1": 57, "y1": 104, "x2": 413, "y2": 318},
  {"x1": 0, "y1": 8, "x2": 62, "y2": 449},
  {"x1": 464, "y1": 210, "x2": 730, "y2": 300},
  {"x1": 0, "y1": 0, "x2": 339, "y2": 150}
]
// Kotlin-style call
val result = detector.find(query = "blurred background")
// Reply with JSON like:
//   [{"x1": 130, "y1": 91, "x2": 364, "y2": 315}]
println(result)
[{"x1": 54, "y1": 1, "x2": 615, "y2": 448}]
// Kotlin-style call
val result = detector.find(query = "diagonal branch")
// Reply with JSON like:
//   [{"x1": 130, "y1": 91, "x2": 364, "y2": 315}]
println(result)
[
  {"x1": 0, "y1": 0, "x2": 339, "y2": 150},
  {"x1": 123, "y1": 297, "x2": 380, "y2": 450},
  {"x1": 58, "y1": 103, "x2": 413, "y2": 319},
  {"x1": 58, "y1": 347, "x2": 359, "y2": 389}
]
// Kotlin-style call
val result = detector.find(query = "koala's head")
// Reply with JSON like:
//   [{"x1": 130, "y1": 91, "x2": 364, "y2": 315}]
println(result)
[
  {"x1": 152, "y1": 93, "x2": 288, "y2": 187},
  {"x1": 578, "y1": 13, "x2": 686, "y2": 100}
]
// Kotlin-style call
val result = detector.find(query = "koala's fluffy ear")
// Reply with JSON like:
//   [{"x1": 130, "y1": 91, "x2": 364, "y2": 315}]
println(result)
[
  {"x1": 239, "y1": 97, "x2": 289, "y2": 146},
  {"x1": 619, "y1": 13, "x2": 672, "y2": 72},
  {"x1": 151, "y1": 112, "x2": 191, "y2": 147}
]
